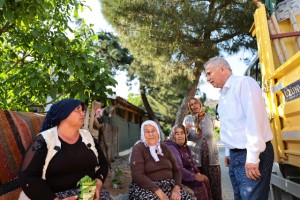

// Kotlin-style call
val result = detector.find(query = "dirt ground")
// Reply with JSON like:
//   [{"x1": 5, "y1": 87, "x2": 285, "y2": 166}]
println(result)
[{"x1": 104, "y1": 155, "x2": 132, "y2": 196}]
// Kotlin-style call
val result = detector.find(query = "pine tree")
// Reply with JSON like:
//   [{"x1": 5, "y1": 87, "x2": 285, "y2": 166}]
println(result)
[{"x1": 101, "y1": 0, "x2": 256, "y2": 124}]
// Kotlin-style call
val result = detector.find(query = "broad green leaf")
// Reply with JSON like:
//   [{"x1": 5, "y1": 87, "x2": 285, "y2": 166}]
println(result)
[
  {"x1": 30, "y1": 79, "x2": 37, "y2": 87},
  {"x1": 77, "y1": 71, "x2": 84, "y2": 79},
  {"x1": 4, "y1": 9, "x2": 13, "y2": 21},
  {"x1": 61, "y1": 56, "x2": 66, "y2": 66},
  {"x1": 75, "y1": 58, "x2": 82, "y2": 67},
  {"x1": 39, "y1": 45, "x2": 49, "y2": 54},
  {"x1": 13, "y1": 87, "x2": 22, "y2": 96},
  {"x1": 0, "y1": 0, "x2": 5, "y2": 9},
  {"x1": 95, "y1": 82, "x2": 101, "y2": 90}
]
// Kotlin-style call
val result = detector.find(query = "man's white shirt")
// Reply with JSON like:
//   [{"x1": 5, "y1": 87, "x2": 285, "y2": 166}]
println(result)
[{"x1": 218, "y1": 75, "x2": 273, "y2": 164}]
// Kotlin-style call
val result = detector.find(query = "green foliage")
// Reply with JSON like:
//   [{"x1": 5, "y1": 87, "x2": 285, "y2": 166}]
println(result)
[
  {"x1": 127, "y1": 93, "x2": 143, "y2": 108},
  {"x1": 214, "y1": 126, "x2": 220, "y2": 141},
  {"x1": 112, "y1": 168, "x2": 123, "y2": 185},
  {"x1": 204, "y1": 106, "x2": 216, "y2": 117},
  {"x1": 101, "y1": 0, "x2": 257, "y2": 124},
  {"x1": 77, "y1": 175, "x2": 96, "y2": 186},
  {"x1": 77, "y1": 175, "x2": 96, "y2": 200},
  {"x1": 97, "y1": 32, "x2": 133, "y2": 73},
  {"x1": 0, "y1": 0, "x2": 117, "y2": 110}
]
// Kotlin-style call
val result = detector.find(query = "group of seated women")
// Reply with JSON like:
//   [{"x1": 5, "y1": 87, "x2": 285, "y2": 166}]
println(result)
[
  {"x1": 18, "y1": 98, "x2": 217, "y2": 200},
  {"x1": 129, "y1": 120, "x2": 214, "y2": 200}
]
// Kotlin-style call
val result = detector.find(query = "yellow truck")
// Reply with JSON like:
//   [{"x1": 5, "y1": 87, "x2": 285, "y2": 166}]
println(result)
[{"x1": 246, "y1": 0, "x2": 300, "y2": 199}]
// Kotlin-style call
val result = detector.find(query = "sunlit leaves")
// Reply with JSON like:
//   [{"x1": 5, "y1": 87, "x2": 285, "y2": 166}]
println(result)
[{"x1": 0, "y1": 0, "x2": 117, "y2": 110}]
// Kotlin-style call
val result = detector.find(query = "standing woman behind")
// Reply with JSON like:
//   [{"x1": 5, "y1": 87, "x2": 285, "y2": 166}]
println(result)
[
  {"x1": 129, "y1": 120, "x2": 193, "y2": 200},
  {"x1": 183, "y1": 97, "x2": 222, "y2": 200},
  {"x1": 19, "y1": 98, "x2": 111, "y2": 200}
]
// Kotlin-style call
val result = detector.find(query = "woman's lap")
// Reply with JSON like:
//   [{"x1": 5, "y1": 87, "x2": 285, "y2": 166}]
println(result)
[{"x1": 129, "y1": 179, "x2": 194, "y2": 200}]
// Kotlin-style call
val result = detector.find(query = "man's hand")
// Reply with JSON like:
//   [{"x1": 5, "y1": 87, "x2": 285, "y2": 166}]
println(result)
[
  {"x1": 225, "y1": 156, "x2": 230, "y2": 167},
  {"x1": 245, "y1": 162, "x2": 261, "y2": 180}
]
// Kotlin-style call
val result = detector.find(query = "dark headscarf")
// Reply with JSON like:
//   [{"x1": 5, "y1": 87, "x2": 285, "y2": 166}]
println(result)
[{"x1": 41, "y1": 98, "x2": 84, "y2": 132}]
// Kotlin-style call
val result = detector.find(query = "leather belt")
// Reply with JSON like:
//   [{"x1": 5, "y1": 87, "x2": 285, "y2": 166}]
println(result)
[{"x1": 230, "y1": 141, "x2": 271, "y2": 153}]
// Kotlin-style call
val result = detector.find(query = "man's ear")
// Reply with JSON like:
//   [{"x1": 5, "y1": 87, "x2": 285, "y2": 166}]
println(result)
[{"x1": 220, "y1": 65, "x2": 225, "y2": 73}]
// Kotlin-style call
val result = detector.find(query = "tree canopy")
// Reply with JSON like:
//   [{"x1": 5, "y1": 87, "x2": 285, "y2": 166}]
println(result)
[
  {"x1": 101, "y1": 0, "x2": 256, "y2": 124},
  {"x1": 0, "y1": 0, "x2": 117, "y2": 111}
]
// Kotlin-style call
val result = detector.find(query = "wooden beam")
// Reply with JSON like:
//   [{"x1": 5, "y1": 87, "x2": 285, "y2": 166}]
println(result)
[{"x1": 270, "y1": 31, "x2": 300, "y2": 39}]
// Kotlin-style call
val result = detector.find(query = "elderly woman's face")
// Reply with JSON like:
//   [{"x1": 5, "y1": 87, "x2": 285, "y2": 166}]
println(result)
[
  {"x1": 144, "y1": 124, "x2": 159, "y2": 146},
  {"x1": 173, "y1": 127, "x2": 186, "y2": 146},
  {"x1": 189, "y1": 99, "x2": 202, "y2": 114}
]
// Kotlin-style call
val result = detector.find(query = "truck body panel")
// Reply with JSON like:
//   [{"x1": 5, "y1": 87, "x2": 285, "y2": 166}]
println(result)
[{"x1": 249, "y1": 1, "x2": 300, "y2": 198}]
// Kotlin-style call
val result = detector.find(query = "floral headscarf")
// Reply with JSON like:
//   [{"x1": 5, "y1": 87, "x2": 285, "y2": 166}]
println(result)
[
  {"x1": 188, "y1": 97, "x2": 204, "y2": 135},
  {"x1": 141, "y1": 120, "x2": 164, "y2": 162}
]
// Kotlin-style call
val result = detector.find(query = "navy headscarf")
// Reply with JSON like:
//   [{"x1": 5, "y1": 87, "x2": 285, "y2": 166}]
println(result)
[{"x1": 41, "y1": 98, "x2": 84, "y2": 132}]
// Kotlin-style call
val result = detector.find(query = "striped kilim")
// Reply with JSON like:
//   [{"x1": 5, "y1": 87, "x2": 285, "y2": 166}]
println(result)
[{"x1": 0, "y1": 110, "x2": 45, "y2": 185}]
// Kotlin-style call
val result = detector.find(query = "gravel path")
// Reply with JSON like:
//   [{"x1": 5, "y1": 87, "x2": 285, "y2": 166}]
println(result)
[{"x1": 105, "y1": 155, "x2": 131, "y2": 200}]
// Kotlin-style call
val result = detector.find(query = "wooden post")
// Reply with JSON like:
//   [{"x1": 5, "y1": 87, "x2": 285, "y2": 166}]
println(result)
[
  {"x1": 289, "y1": 9, "x2": 300, "y2": 50},
  {"x1": 271, "y1": 14, "x2": 289, "y2": 61},
  {"x1": 267, "y1": 19, "x2": 285, "y2": 65}
]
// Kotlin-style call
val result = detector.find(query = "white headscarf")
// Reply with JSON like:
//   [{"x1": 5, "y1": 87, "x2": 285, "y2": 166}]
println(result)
[{"x1": 141, "y1": 120, "x2": 164, "y2": 162}]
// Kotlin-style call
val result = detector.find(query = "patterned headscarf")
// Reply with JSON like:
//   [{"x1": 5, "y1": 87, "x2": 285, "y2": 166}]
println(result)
[
  {"x1": 188, "y1": 97, "x2": 204, "y2": 135},
  {"x1": 41, "y1": 98, "x2": 84, "y2": 132},
  {"x1": 141, "y1": 120, "x2": 164, "y2": 162},
  {"x1": 170, "y1": 124, "x2": 188, "y2": 146}
]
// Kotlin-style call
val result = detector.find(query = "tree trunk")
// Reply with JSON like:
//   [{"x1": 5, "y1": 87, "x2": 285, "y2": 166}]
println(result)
[
  {"x1": 175, "y1": 65, "x2": 202, "y2": 125},
  {"x1": 140, "y1": 85, "x2": 165, "y2": 140}
]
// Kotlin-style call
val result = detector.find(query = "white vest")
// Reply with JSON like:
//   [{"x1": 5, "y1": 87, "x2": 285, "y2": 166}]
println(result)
[{"x1": 19, "y1": 127, "x2": 99, "y2": 199}]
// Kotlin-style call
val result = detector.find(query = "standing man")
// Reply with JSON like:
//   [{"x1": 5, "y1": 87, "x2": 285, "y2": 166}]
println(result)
[{"x1": 204, "y1": 57, "x2": 274, "y2": 200}]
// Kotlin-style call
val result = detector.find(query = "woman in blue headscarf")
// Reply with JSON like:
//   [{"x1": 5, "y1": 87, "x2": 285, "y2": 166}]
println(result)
[{"x1": 19, "y1": 98, "x2": 111, "y2": 200}]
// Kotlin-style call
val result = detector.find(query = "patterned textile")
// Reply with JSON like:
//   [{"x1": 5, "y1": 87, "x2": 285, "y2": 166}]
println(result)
[
  {"x1": 201, "y1": 138, "x2": 222, "y2": 200},
  {"x1": 129, "y1": 179, "x2": 194, "y2": 200},
  {"x1": 229, "y1": 142, "x2": 274, "y2": 200},
  {"x1": 55, "y1": 187, "x2": 112, "y2": 200},
  {"x1": 0, "y1": 110, "x2": 45, "y2": 185},
  {"x1": 0, "y1": 177, "x2": 19, "y2": 196},
  {"x1": 191, "y1": 180, "x2": 210, "y2": 200}
]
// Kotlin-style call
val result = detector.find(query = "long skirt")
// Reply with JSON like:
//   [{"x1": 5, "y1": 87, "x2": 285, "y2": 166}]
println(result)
[
  {"x1": 183, "y1": 178, "x2": 210, "y2": 200},
  {"x1": 201, "y1": 139, "x2": 222, "y2": 200},
  {"x1": 129, "y1": 179, "x2": 194, "y2": 200}
]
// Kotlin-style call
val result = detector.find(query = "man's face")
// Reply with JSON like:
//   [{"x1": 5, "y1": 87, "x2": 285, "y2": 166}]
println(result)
[{"x1": 205, "y1": 63, "x2": 224, "y2": 88}]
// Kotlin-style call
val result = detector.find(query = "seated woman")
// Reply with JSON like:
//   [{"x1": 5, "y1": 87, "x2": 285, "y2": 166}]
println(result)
[
  {"x1": 129, "y1": 120, "x2": 194, "y2": 200},
  {"x1": 166, "y1": 124, "x2": 212, "y2": 200},
  {"x1": 19, "y1": 98, "x2": 111, "y2": 200}
]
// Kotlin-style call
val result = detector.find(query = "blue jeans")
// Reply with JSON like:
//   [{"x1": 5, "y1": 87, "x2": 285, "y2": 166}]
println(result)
[{"x1": 229, "y1": 141, "x2": 274, "y2": 200}]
